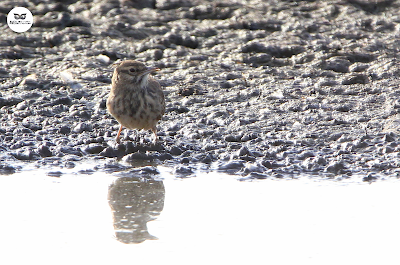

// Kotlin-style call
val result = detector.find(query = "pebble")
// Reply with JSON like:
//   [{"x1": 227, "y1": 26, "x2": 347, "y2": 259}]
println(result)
[
  {"x1": 157, "y1": 153, "x2": 174, "y2": 161},
  {"x1": 72, "y1": 123, "x2": 92, "y2": 133},
  {"x1": 0, "y1": 164, "x2": 16, "y2": 174},
  {"x1": 0, "y1": 96, "x2": 23, "y2": 107},
  {"x1": 156, "y1": 0, "x2": 193, "y2": 10},
  {"x1": 84, "y1": 144, "x2": 105, "y2": 154},
  {"x1": 243, "y1": 172, "x2": 269, "y2": 180},
  {"x1": 37, "y1": 144, "x2": 53, "y2": 157},
  {"x1": 218, "y1": 160, "x2": 245, "y2": 172},
  {"x1": 169, "y1": 146, "x2": 183, "y2": 156},
  {"x1": 225, "y1": 135, "x2": 242, "y2": 142},
  {"x1": 99, "y1": 147, "x2": 122, "y2": 158},
  {"x1": 12, "y1": 149, "x2": 36, "y2": 160},
  {"x1": 173, "y1": 165, "x2": 194, "y2": 176},
  {"x1": 363, "y1": 173, "x2": 378, "y2": 182},
  {"x1": 242, "y1": 162, "x2": 267, "y2": 174},
  {"x1": 237, "y1": 146, "x2": 252, "y2": 156},
  {"x1": 47, "y1": 171, "x2": 63, "y2": 177},
  {"x1": 323, "y1": 57, "x2": 351, "y2": 73},
  {"x1": 136, "y1": 166, "x2": 160, "y2": 175},
  {"x1": 122, "y1": 152, "x2": 152, "y2": 161},
  {"x1": 97, "y1": 54, "x2": 110, "y2": 65},
  {"x1": 342, "y1": 74, "x2": 369, "y2": 85},
  {"x1": 296, "y1": 150, "x2": 315, "y2": 160},
  {"x1": 58, "y1": 125, "x2": 71, "y2": 135},
  {"x1": 325, "y1": 160, "x2": 345, "y2": 174}
]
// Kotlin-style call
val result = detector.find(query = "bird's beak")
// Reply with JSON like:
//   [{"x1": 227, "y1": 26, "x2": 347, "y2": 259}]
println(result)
[{"x1": 140, "y1": 67, "x2": 160, "y2": 76}]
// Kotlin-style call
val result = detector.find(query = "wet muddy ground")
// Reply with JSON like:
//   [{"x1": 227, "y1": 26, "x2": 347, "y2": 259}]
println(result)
[{"x1": 1, "y1": 0, "x2": 400, "y2": 180}]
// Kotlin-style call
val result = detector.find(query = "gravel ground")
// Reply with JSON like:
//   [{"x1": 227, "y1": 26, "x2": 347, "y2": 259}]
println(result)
[{"x1": 1, "y1": 0, "x2": 400, "y2": 181}]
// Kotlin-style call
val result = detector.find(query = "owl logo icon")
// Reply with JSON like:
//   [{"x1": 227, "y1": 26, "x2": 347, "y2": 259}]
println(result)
[
  {"x1": 7, "y1": 7, "x2": 32, "y2": 32},
  {"x1": 13, "y1": 13, "x2": 27, "y2": 20}
]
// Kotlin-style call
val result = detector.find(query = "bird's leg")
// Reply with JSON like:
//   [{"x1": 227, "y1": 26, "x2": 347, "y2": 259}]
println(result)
[
  {"x1": 151, "y1": 127, "x2": 158, "y2": 143},
  {"x1": 116, "y1": 124, "x2": 123, "y2": 144},
  {"x1": 132, "y1": 130, "x2": 139, "y2": 142}
]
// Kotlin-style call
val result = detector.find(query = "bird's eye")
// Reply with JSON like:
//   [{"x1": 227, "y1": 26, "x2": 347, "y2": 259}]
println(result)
[{"x1": 129, "y1": 68, "x2": 136, "y2": 72}]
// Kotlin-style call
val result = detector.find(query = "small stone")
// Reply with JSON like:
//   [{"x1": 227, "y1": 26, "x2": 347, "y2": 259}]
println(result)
[
  {"x1": 349, "y1": 63, "x2": 370, "y2": 72},
  {"x1": 173, "y1": 165, "x2": 194, "y2": 176},
  {"x1": 363, "y1": 173, "x2": 378, "y2": 182},
  {"x1": 218, "y1": 160, "x2": 245, "y2": 171},
  {"x1": 19, "y1": 74, "x2": 38, "y2": 86},
  {"x1": 58, "y1": 125, "x2": 71, "y2": 135},
  {"x1": 247, "y1": 172, "x2": 269, "y2": 179},
  {"x1": 13, "y1": 127, "x2": 33, "y2": 135},
  {"x1": 243, "y1": 162, "x2": 267, "y2": 174},
  {"x1": 72, "y1": 123, "x2": 92, "y2": 133},
  {"x1": 382, "y1": 146, "x2": 394, "y2": 153},
  {"x1": 201, "y1": 153, "x2": 213, "y2": 163},
  {"x1": 122, "y1": 151, "x2": 151, "y2": 161},
  {"x1": 84, "y1": 144, "x2": 105, "y2": 154},
  {"x1": 55, "y1": 146, "x2": 82, "y2": 156},
  {"x1": 139, "y1": 166, "x2": 160, "y2": 175},
  {"x1": 170, "y1": 146, "x2": 183, "y2": 156},
  {"x1": 261, "y1": 160, "x2": 283, "y2": 168},
  {"x1": 315, "y1": 156, "x2": 327, "y2": 166},
  {"x1": 156, "y1": 0, "x2": 193, "y2": 9},
  {"x1": 64, "y1": 161, "x2": 75, "y2": 168},
  {"x1": 0, "y1": 164, "x2": 16, "y2": 175},
  {"x1": 79, "y1": 169, "x2": 95, "y2": 175},
  {"x1": 37, "y1": 144, "x2": 53, "y2": 157},
  {"x1": 296, "y1": 150, "x2": 315, "y2": 160},
  {"x1": 12, "y1": 149, "x2": 36, "y2": 160},
  {"x1": 241, "y1": 133, "x2": 259, "y2": 142},
  {"x1": 335, "y1": 104, "x2": 352, "y2": 112},
  {"x1": 47, "y1": 171, "x2": 62, "y2": 177},
  {"x1": 316, "y1": 79, "x2": 338, "y2": 87},
  {"x1": 323, "y1": 57, "x2": 351, "y2": 73},
  {"x1": 157, "y1": 153, "x2": 174, "y2": 161},
  {"x1": 342, "y1": 74, "x2": 369, "y2": 85},
  {"x1": 225, "y1": 73, "x2": 241, "y2": 80},
  {"x1": 237, "y1": 146, "x2": 252, "y2": 156},
  {"x1": 180, "y1": 157, "x2": 190, "y2": 163},
  {"x1": 97, "y1": 54, "x2": 110, "y2": 64},
  {"x1": 383, "y1": 133, "x2": 396, "y2": 142},
  {"x1": 63, "y1": 155, "x2": 82, "y2": 161},
  {"x1": 325, "y1": 161, "x2": 345, "y2": 174},
  {"x1": 190, "y1": 55, "x2": 208, "y2": 61},
  {"x1": 241, "y1": 41, "x2": 267, "y2": 53},
  {"x1": 0, "y1": 96, "x2": 23, "y2": 107},
  {"x1": 15, "y1": 101, "x2": 28, "y2": 110},
  {"x1": 99, "y1": 147, "x2": 123, "y2": 158},
  {"x1": 353, "y1": 139, "x2": 368, "y2": 149},
  {"x1": 153, "y1": 49, "x2": 163, "y2": 60},
  {"x1": 121, "y1": 0, "x2": 156, "y2": 8},
  {"x1": 243, "y1": 53, "x2": 272, "y2": 65},
  {"x1": 52, "y1": 96, "x2": 72, "y2": 106},
  {"x1": 225, "y1": 135, "x2": 242, "y2": 142},
  {"x1": 302, "y1": 157, "x2": 316, "y2": 170}
]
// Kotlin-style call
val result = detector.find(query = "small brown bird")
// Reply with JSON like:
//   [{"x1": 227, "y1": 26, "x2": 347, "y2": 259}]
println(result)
[{"x1": 106, "y1": 60, "x2": 165, "y2": 143}]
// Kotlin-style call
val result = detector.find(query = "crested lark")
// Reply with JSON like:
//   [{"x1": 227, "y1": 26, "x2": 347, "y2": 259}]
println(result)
[{"x1": 106, "y1": 60, "x2": 165, "y2": 143}]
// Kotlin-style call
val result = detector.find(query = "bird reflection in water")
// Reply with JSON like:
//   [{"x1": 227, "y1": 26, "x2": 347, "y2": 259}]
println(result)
[{"x1": 108, "y1": 175, "x2": 165, "y2": 244}]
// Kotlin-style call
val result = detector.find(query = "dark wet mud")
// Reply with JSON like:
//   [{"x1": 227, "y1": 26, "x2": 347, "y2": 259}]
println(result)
[{"x1": 1, "y1": 0, "x2": 400, "y2": 180}]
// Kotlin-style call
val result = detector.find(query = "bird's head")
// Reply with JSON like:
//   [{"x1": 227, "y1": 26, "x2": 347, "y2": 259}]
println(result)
[{"x1": 113, "y1": 60, "x2": 159, "y2": 88}]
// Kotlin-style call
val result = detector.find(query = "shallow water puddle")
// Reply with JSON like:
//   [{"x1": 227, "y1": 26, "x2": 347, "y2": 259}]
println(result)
[{"x1": 1, "y1": 169, "x2": 400, "y2": 265}]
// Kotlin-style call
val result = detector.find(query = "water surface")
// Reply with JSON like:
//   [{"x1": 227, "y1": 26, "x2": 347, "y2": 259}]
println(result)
[{"x1": 1, "y1": 168, "x2": 400, "y2": 265}]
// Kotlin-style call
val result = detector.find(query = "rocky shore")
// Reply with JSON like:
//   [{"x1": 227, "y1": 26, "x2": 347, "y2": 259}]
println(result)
[{"x1": 1, "y1": 0, "x2": 400, "y2": 181}]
